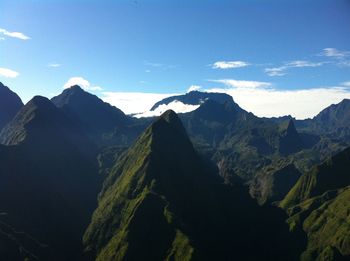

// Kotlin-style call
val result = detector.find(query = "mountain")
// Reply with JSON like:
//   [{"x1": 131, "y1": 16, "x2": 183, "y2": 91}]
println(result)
[
  {"x1": 84, "y1": 110, "x2": 303, "y2": 261},
  {"x1": 51, "y1": 85, "x2": 131, "y2": 144},
  {"x1": 280, "y1": 147, "x2": 350, "y2": 260},
  {"x1": 0, "y1": 82, "x2": 23, "y2": 131},
  {"x1": 278, "y1": 119, "x2": 304, "y2": 155},
  {"x1": 294, "y1": 99, "x2": 350, "y2": 140},
  {"x1": 150, "y1": 91, "x2": 234, "y2": 111},
  {"x1": 0, "y1": 96, "x2": 101, "y2": 260}
]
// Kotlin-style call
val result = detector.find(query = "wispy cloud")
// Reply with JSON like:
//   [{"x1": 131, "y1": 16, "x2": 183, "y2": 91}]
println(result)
[
  {"x1": 265, "y1": 60, "x2": 324, "y2": 76},
  {"x1": 210, "y1": 79, "x2": 271, "y2": 88},
  {"x1": 265, "y1": 67, "x2": 287, "y2": 76},
  {"x1": 0, "y1": 28, "x2": 30, "y2": 40},
  {"x1": 212, "y1": 61, "x2": 249, "y2": 69},
  {"x1": 321, "y1": 48, "x2": 350, "y2": 58},
  {"x1": 187, "y1": 85, "x2": 201, "y2": 92},
  {"x1": 63, "y1": 77, "x2": 103, "y2": 91},
  {"x1": 48, "y1": 63, "x2": 61, "y2": 68},
  {"x1": 0, "y1": 67, "x2": 19, "y2": 78}
]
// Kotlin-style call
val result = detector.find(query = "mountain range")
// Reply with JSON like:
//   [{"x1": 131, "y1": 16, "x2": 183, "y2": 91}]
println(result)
[{"x1": 0, "y1": 81, "x2": 349, "y2": 260}]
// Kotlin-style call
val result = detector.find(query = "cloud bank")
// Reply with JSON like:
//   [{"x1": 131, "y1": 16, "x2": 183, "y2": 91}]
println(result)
[
  {"x1": 101, "y1": 80, "x2": 350, "y2": 120},
  {"x1": 204, "y1": 84, "x2": 350, "y2": 119},
  {"x1": 102, "y1": 92, "x2": 176, "y2": 115}
]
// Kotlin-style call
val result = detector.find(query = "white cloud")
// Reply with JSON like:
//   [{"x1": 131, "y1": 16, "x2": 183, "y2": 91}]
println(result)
[
  {"x1": 101, "y1": 92, "x2": 176, "y2": 114},
  {"x1": 63, "y1": 77, "x2": 103, "y2": 91},
  {"x1": 187, "y1": 85, "x2": 201, "y2": 92},
  {"x1": 134, "y1": 100, "x2": 200, "y2": 118},
  {"x1": 48, "y1": 63, "x2": 61, "y2": 68},
  {"x1": 0, "y1": 67, "x2": 19, "y2": 78},
  {"x1": 0, "y1": 37, "x2": 5, "y2": 41},
  {"x1": 321, "y1": 48, "x2": 349, "y2": 58},
  {"x1": 204, "y1": 85, "x2": 350, "y2": 119},
  {"x1": 265, "y1": 60, "x2": 323, "y2": 77},
  {"x1": 210, "y1": 79, "x2": 271, "y2": 88},
  {"x1": 212, "y1": 61, "x2": 249, "y2": 69},
  {"x1": 0, "y1": 28, "x2": 30, "y2": 40}
]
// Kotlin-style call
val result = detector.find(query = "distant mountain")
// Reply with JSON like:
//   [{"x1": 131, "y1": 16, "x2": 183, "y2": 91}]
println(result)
[
  {"x1": 51, "y1": 85, "x2": 131, "y2": 144},
  {"x1": 150, "y1": 91, "x2": 234, "y2": 111},
  {"x1": 278, "y1": 119, "x2": 303, "y2": 155},
  {"x1": 0, "y1": 82, "x2": 23, "y2": 131},
  {"x1": 84, "y1": 110, "x2": 302, "y2": 261},
  {"x1": 0, "y1": 96, "x2": 101, "y2": 260},
  {"x1": 293, "y1": 99, "x2": 350, "y2": 141},
  {"x1": 280, "y1": 147, "x2": 350, "y2": 260}
]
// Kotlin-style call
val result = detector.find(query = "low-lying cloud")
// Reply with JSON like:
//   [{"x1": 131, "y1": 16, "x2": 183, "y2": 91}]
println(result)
[
  {"x1": 133, "y1": 100, "x2": 200, "y2": 118},
  {"x1": 204, "y1": 84, "x2": 350, "y2": 119},
  {"x1": 102, "y1": 92, "x2": 176, "y2": 115}
]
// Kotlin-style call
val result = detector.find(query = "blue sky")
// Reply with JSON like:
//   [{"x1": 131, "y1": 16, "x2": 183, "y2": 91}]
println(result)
[{"x1": 1, "y1": 0, "x2": 350, "y2": 119}]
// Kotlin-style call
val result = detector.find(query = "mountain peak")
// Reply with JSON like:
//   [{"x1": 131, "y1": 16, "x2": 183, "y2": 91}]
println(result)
[
  {"x1": 159, "y1": 109, "x2": 185, "y2": 132},
  {"x1": 51, "y1": 86, "x2": 129, "y2": 141},
  {"x1": 150, "y1": 110, "x2": 190, "y2": 146},
  {"x1": 0, "y1": 82, "x2": 24, "y2": 131},
  {"x1": 68, "y1": 84, "x2": 84, "y2": 90},
  {"x1": 29, "y1": 95, "x2": 54, "y2": 108}
]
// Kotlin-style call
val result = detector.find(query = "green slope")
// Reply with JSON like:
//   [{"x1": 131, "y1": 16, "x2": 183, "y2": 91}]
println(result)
[
  {"x1": 84, "y1": 110, "x2": 302, "y2": 261},
  {"x1": 281, "y1": 147, "x2": 350, "y2": 260}
]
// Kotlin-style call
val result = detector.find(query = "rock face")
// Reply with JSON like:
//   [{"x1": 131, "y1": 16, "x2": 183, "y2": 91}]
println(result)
[
  {"x1": 84, "y1": 110, "x2": 302, "y2": 261},
  {"x1": 0, "y1": 96, "x2": 101, "y2": 260},
  {"x1": 0, "y1": 82, "x2": 23, "y2": 131}
]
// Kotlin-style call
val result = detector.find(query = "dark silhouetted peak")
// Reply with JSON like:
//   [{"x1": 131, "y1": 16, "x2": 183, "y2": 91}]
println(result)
[
  {"x1": 279, "y1": 119, "x2": 302, "y2": 155},
  {"x1": 280, "y1": 119, "x2": 298, "y2": 137},
  {"x1": 157, "y1": 109, "x2": 187, "y2": 135},
  {"x1": 0, "y1": 96, "x2": 83, "y2": 146},
  {"x1": 69, "y1": 84, "x2": 84, "y2": 91},
  {"x1": 0, "y1": 82, "x2": 24, "y2": 131},
  {"x1": 29, "y1": 95, "x2": 55, "y2": 109},
  {"x1": 51, "y1": 87, "x2": 130, "y2": 139},
  {"x1": 151, "y1": 91, "x2": 234, "y2": 111}
]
